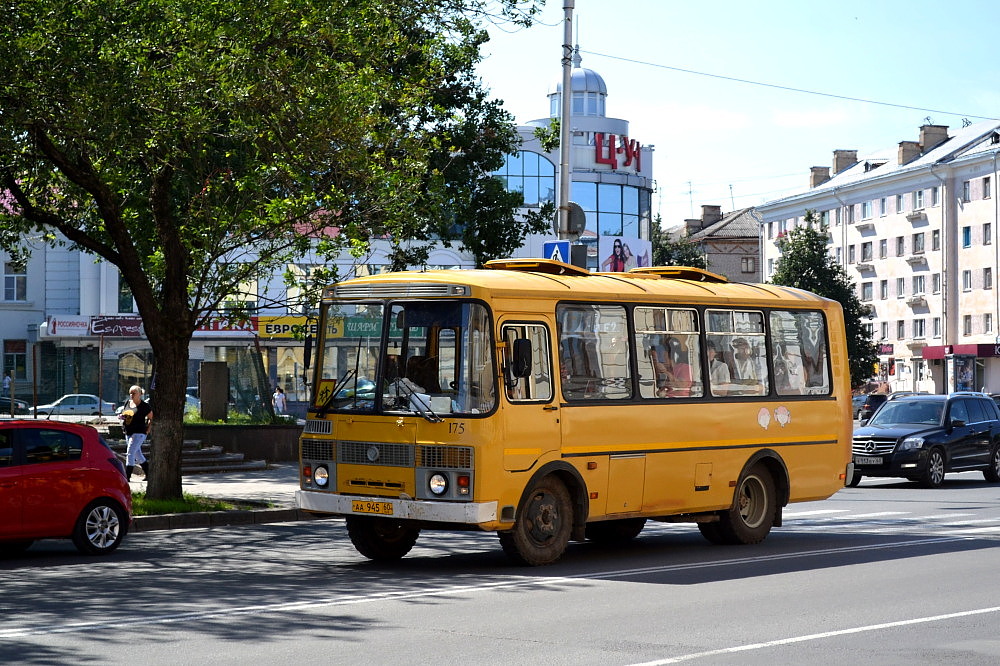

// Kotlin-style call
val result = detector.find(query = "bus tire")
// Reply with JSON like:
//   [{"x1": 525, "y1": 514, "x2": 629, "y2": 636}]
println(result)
[
  {"x1": 697, "y1": 521, "x2": 728, "y2": 545},
  {"x1": 717, "y1": 463, "x2": 776, "y2": 545},
  {"x1": 346, "y1": 516, "x2": 420, "y2": 562},
  {"x1": 499, "y1": 475, "x2": 573, "y2": 566},
  {"x1": 585, "y1": 518, "x2": 646, "y2": 544}
]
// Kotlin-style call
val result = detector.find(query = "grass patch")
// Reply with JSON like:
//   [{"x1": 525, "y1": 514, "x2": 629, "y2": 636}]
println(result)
[{"x1": 131, "y1": 491, "x2": 267, "y2": 516}]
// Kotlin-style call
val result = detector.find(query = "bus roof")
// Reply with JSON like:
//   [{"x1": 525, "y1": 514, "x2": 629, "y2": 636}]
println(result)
[{"x1": 325, "y1": 260, "x2": 836, "y2": 309}]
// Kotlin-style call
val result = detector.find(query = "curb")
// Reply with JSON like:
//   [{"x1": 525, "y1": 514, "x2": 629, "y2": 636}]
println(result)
[{"x1": 130, "y1": 508, "x2": 338, "y2": 532}]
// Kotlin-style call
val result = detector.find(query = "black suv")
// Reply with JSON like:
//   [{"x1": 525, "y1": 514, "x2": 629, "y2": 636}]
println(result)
[
  {"x1": 850, "y1": 392, "x2": 1000, "y2": 488},
  {"x1": 855, "y1": 393, "x2": 888, "y2": 420}
]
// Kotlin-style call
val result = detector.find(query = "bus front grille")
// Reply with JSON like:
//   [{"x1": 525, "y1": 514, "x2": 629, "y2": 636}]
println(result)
[
  {"x1": 339, "y1": 441, "x2": 415, "y2": 467},
  {"x1": 418, "y1": 445, "x2": 473, "y2": 469},
  {"x1": 302, "y1": 439, "x2": 334, "y2": 461}
]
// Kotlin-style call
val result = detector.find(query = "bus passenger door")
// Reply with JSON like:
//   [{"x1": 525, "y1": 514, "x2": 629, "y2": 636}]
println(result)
[{"x1": 499, "y1": 320, "x2": 560, "y2": 471}]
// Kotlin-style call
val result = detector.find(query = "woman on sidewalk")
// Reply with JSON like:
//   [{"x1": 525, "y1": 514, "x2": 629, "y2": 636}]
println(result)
[{"x1": 121, "y1": 385, "x2": 153, "y2": 481}]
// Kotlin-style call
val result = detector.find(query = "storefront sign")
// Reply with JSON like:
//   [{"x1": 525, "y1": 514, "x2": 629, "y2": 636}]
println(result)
[
  {"x1": 91, "y1": 315, "x2": 143, "y2": 337},
  {"x1": 594, "y1": 132, "x2": 642, "y2": 172},
  {"x1": 259, "y1": 316, "x2": 318, "y2": 339},
  {"x1": 194, "y1": 317, "x2": 258, "y2": 338},
  {"x1": 43, "y1": 314, "x2": 91, "y2": 337}
]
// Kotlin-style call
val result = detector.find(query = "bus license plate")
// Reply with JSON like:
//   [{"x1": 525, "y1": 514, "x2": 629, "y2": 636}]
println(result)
[
  {"x1": 352, "y1": 500, "x2": 394, "y2": 516},
  {"x1": 854, "y1": 456, "x2": 882, "y2": 465}
]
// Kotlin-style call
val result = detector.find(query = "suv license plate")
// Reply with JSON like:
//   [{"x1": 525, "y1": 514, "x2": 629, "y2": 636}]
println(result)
[
  {"x1": 352, "y1": 500, "x2": 394, "y2": 516},
  {"x1": 854, "y1": 456, "x2": 882, "y2": 465}
]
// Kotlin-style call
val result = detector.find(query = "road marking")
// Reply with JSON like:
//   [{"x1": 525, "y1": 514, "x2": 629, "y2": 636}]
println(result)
[
  {"x1": 782, "y1": 509, "x2": 850, "y2": 517},
  {"x1": 0, "y1": 536, "x2": 974, "y2": 640},
  {"x1": 628, "y1": 606, "x2": 1000, "y2": 664},
  {"x1": 826, "y1": 511, "x2": 908, "y2": 519}
]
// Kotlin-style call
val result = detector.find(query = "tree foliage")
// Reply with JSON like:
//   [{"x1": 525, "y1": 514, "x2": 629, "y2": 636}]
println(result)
[
  {"x1": 769, "y1": 211, "x2": 878, "y2": 389},
  {"x1": 650, "y1": 215, "x2": 708, "y2": 269},
  {"x1": 0, "y1": 0, "x2": 543, "y2": 499}
]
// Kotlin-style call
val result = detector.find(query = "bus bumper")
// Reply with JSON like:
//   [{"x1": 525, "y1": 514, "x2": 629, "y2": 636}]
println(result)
[{"x1": 296, "y1": 490, "x2": 498, "y2": 524}]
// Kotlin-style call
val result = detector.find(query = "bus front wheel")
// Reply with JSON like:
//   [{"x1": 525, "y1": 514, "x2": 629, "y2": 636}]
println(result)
[
  {"x1": 499, "y1": 476, "x2": 573, "y2": 566},
  {"x1": 715, "y1": 464, "x2": 776, "y2": 545},
  {"x1": 346, "y1": 516, "x2": 420, "y2": 562}
]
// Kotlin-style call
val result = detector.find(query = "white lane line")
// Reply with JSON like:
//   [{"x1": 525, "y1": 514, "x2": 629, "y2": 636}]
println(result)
[
  {"x1": 827, "y1": 511, "x2": 908, "y2": 519},
  {"x1": 0, "y1": 536, "x2": 971, "y2": 640},
  {"x1": 783, "y1": 509, "x2": 851, "y2": 517},
  {"x1": 629, "y1": 606, "x2": 1000, "y2": 665}
]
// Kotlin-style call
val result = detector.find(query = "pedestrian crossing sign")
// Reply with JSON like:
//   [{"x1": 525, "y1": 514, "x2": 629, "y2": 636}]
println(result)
[{"x1": 543, "y1": 241, "x2": 571, "y2": 263}]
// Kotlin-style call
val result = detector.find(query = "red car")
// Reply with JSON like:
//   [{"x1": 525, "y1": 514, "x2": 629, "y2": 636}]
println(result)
[{"x1": 0, "y1": 420, "x2": 132, "y2": 555}]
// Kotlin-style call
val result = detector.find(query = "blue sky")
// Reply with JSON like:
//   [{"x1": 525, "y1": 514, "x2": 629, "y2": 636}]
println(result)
[{"x1": 476, "y1": 0, "x2": 1000, "y2": 227}]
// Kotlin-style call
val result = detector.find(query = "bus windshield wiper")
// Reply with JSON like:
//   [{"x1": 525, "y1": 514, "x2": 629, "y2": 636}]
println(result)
[
  {"x1": 316, "y1": 369, "x2": 357, "y2": 417},
  {"x1": 388, "y1": 377, "x2": 442, "y2": 423}
]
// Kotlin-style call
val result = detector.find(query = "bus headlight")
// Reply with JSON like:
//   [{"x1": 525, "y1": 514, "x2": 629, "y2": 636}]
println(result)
[
  {"x1": 314, "y1": 465, "x2": 330, "y2": 487},
  {"x1": 428, "y1": 473, "x2": 448, "y2": 495}
]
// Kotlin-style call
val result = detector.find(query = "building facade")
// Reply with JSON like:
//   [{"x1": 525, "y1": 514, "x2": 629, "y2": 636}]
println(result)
[
  {"x1": 680, "y1": 205, "x2": 762, "y2": 282},
  {"x1": 759, "y1": 122, "x2": 1000, "y2": 394}
]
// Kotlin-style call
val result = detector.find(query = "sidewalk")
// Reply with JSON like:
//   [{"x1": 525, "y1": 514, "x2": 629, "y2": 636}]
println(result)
[{"x1": 129, "y1": 463, "x2": 336, "y2": 532}]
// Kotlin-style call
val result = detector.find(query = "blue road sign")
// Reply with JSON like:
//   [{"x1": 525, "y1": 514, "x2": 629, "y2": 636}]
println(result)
[{"x1": 543, "y1": 240, "x2": 571, "y2": 263}]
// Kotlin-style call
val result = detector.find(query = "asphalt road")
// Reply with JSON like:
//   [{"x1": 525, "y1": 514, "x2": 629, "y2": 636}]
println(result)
[{"x1": 3, "y1": 472, "x2": 1000, "y2": 665}]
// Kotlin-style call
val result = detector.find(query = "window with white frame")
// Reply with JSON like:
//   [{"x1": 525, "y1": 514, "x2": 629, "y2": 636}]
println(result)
[
  {"x1": 962, "y1": 270, "x2": 972, "y2": 291},
  {"x1": 846, "y1": 205, "x2": 855, "y2": 224},
  {"x1": 879, "y1": 198, "x2": 887, "y2": 216},
  {"x1": 741, "y1": 257, "x2": 755, "y2": 274},
  {"x1": 880, "y1": 279, "x2": 888, "y2": 300},
  {"x1": 2, "y1": 340, "x2": 26, "y2": 380},
  {"x1": 913, "y1": 318, "x2": 925, "y2": 338},
  {"x1": 913, "y1": 189, "x2": 924, "y2": 209},
  {"x1": 931, "y1": 186, "x2": 940, "y2": 206},
  {"x1": 861, "y1": 282, "x2": 873, "y2": 301},
  {"x1": 835, "y1": 247, "x2": 842, "y2": 264},
  {"x1": 896, "y1": 277, "x2": 905, "y2": 297},
  {"x1": 986, "y1": 267, "x2": 993, "y2": 290},
  {"x1": 985, "y1": 176, "x2": 992, "y2": 200},
  {"x1": 878, "y1": 238, "x2": 887, "y2": 259},
  {"x1": 932, "y1": 273, "x2": 941, "y2": 293},
  {"x1": 987, "y1": 313, "x2": 994, "y2": 334},
  {"x1": 861, "y1": 241, "x2": 873, "y2": 262},
  {"x1": 897, "y1": 320, "x2": 905, "y2": 339},
  {"x1": 985, "y1": 223, "x2": 992, "y2": 246},
  {"x1": 895, "y1": 194, "x2": 904, "y2": 212},
  {"x1": 932, "y1": 229, "x2": 940, "y2": 251},
  {"x1": 3, "y1": 260, "x2": 26, "y2": 302},
  {"x1": 896, "y1": 236, "x2": 905, "y2": 256},
  {"x1": 881, "y1": 321, "x2": 889, "y2": 340},
  {"x1": 912, "y1": 232, "x2": 924, "y2": 253},
  {"x1": 962, "y1": 226, "x2": 972, "y2": 248},
  {"x1": 963, "y1": 314, "x2": 972, "y2": 336},
  {"x1": 820, "y1": 210, "x2": 830, "y2": 228},
  {"x1": 861, "y1": 201, "x2": 872, "y2": 219},
  {"x1": 913, "y1": 275, "x2": 925, "y2": 294},
  {"x1": 932, "y1": 317, "x2": 941, "y2": 338},
  {"x1": 848, "y1": 245, "x2": 856, "y2": 264},
  {"x1": 962, "y1": 180, "x2": 971, "y2": 202},
  {"x1": 767, "y1": 222, "x2": 774, "y2": 239}
]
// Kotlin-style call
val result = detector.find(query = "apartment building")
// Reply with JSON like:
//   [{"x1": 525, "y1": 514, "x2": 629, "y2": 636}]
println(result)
[{"x1": 759, "y1": 122, "x2": 1000, "y2": 394}]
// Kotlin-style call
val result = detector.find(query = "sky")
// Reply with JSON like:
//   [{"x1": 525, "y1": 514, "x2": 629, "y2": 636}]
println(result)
[{"x1": 475, "y1": 0, "x2": 1000, "y2": 228}]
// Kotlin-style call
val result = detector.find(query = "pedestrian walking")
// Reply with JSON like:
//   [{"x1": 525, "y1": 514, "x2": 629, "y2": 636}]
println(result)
[
  {"x1": 272, "y1": 386, "x2": 287, "y2": 415},
  {"x1": 121, "y1": 385, "x2": 153, "y2": 481},
  {"x1": 2, "y1": 370, "x2": 10, "y2": 397}
]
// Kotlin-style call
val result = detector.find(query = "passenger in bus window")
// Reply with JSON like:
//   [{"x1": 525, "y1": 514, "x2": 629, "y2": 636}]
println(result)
[
  {"x1": 775, "y1": 345, "x2": 805, "y2": 395},
  {"x1": 707, "y1": 340, "x2": 731, "y2": 396},
  {"x1": 731, "y1": 337, "x2": 763, "y2": 394},
  {"x1": 651, "y1": 337, "x2": 692, "y2": 397}
]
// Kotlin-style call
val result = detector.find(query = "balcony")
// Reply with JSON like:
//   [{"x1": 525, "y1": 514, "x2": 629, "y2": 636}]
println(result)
[
  {"x1": 855, "y1": 261, "x2": 874, "y2": 272},
  {"x1": 906, "y1": 209, "x2": 926, "y2": 222},
  {"x1": 905, "y1": 253, "x2": 927, "y2": 265},
  {"x1": 906, "y1": 294, "x2": 927, "y2": 307},
  {"x1": 856, "y1": 220, "x2": 875, "y2": 233},
  {"x1": 906, "y1": 339, "x2": 927, "y2": 350}
]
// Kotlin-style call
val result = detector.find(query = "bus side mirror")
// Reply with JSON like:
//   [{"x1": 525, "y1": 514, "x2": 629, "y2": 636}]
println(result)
[
  {"x1": 303, "y1": 334, "x2": 313, "y2": 371},
  {"x1": 511, "y1": 338, "x2": 532, "y2": 378}
]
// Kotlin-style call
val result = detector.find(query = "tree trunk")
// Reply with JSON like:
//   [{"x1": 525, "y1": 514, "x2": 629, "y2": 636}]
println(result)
[{"x1": 144, "y1": 326, "x2": 191, "y2": 500}]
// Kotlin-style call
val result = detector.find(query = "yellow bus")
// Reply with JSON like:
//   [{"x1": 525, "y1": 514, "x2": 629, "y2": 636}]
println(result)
[{"x1": 296, "y1": 259, "x2": 853, "y2": 565}]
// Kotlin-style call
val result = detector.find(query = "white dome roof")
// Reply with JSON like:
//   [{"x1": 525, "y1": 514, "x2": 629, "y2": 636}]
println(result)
[{"x1": 548, "y1": 47, "x2": 608, "y2": 96}]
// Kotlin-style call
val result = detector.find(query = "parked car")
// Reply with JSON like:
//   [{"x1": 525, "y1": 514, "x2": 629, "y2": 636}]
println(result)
[
  {"x1": 850, "y1": 392, "x2": 1000, "y2": 488},
  {"x1": 0, "y1": 396, "x2": 29, "y2": 416},
  {"x1": 0, "y1": 420, "x2": 131, "y2": 555},
  {"x1": 34, "y1": 394, "x2": 118, "y2": 417},
  {"x1": 851, "y1": 395, "x2": 866, "y2": 419},
  {"x1": 856, "y1": 393, "x2": 888, "y2": 421}
]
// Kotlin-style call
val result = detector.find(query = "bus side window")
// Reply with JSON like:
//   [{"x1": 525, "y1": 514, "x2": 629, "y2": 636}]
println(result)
[{"x1": 502, "y1": 323, "x2": 553, "y2": 403}]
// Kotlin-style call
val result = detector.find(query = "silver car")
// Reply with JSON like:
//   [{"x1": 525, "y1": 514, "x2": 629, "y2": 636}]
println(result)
[{"x1": 34, "y1": 394, "x2": 118, "y2": 416}]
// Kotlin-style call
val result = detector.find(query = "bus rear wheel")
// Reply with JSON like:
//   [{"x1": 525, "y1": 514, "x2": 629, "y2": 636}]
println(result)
[
  {"x1": 715, "y1": 464, "x2": 776, "y2": 545},
  {"x1": 499, "y1": 475, "x2": 573, "y2": 566},
  {"x1": 585, "y1": 518, "x2": 646, "y2": 544},
  {"x1": 346, "y1": 516, "x2": 420, "y2": 562}
]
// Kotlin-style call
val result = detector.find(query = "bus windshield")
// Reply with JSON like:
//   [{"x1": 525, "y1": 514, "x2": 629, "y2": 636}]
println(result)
[{"x1": 315, "y1": 300, "x2": 496, "y2": 417}]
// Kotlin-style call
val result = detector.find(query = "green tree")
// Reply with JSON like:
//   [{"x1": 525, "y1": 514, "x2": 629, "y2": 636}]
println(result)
[
  {"x1": 0, "y1": 0, "x2": 542, "y2": 499},
  {"x1": 770, "y1": 211, "x2": 878, "y2": 389},
  {"x1": 650, "y1": 215, "x2": 708, "y2": 269}
]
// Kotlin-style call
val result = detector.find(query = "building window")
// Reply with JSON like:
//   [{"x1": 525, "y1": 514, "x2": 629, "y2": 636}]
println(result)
[
  {"x1": 913, "y1": 275, "x2": 925, "y2": 294},
  {"x1": 987, "y1": 313, "x2": 995, "y2": 334},
  {"x1": 912, "y1": 232, "x2": 924, "y2": 254},
  {"x1": 860, "y1": 241, "x2": 873, "y2": 262},
  {"x1": 767, "y1": 258, "x2": 774, "y2": 277},
  {"x1": 767, "y1": 222, "x2": 774, "y2": 240},
  {"x1": 963, "y1": 180, "x2": 971, "y2": 202},
  {"x1": 896, "y1": 277, "x2": 905, "y2": 297},
  {"x1": 931, "y1": 186, "x2": 940, "y2": 206},
  {"x1": 741, "y1": 257, "x2": 755, "y2": 274},
  {"x1": 895, "y1": 194, "x2": 904, "y2": 213},
  {"x1": 963, "y1": 314, "x2": 972, "y2": 336},
  {"x1": 962, "y1": 226, "x2": 972, "y2": 248},
  {"x1": 985, "y1": 176, "x2": 992, "y2": 200},
  {"x1": 897, "y1": 320, "x2": 905, "y2": 339},
  {"x1": 493, "y1": 150, "x2": 556, "y2": 207},
  {"x1": 913, "y1": 318, "x2": 925, "y2": 339},
  {"x1": 986, "y1": 267, "x2": 993, "y2": 290},
  {"x1": 880, "y1": 279, "x2": 888, "y2": 300},
  {"x1": 895, "y1": 236, "x2": 905, "y2": 257},
  {"x1": 879, "y1": 198, "x2": 887, "y2": 216},
  {"x1": 880, "y1": 321, "x2": 888, "y2": 340},
  {"x1": 3, "y1": 260, "x2": 26, "y2": 302},
  {"x1": 835, "y1": 247, "x2": 842, "y2": 264},
  {"x1": 913, "y1": 189, "x2": 924, "y2": 209},
  {"x1": 878, "y1": 239, "x2": 887, "y2": 259},
  {"x1": 861, "y1": 201, "x2": 872, "y2": 219},
  {"x1": 861, "y1": 282, "x2": 873, "y2": 301},
  {"x1": 962, "y1": 269, "x2": 972, "y2": 291},
  {"x1": 117, "y1": 278, "x2": 134, "y2": 314},
  {"x1": 848, "y1": 245, "x2": 856, "y2": 264},
  {"x1": 985, "y1": 223, "x2": 992, "y2": 246},
  {"x1": 932, "y1": 317, "x2": 941, "y2": 337},
  {"x1": 932, "y1": 229, "x2": 940, "y2": 251},
  {"x1": 2, "y1": 340, "x2": 26, "y2": 380},
  {"x1": 846, "y1": 205, "x2": 855, "y2": 224},
  {"x1": 932, "y1": 273, "x2": 941, "y2": 294}
]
